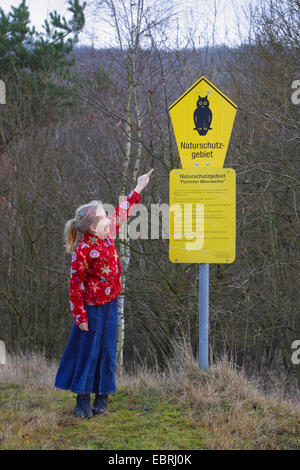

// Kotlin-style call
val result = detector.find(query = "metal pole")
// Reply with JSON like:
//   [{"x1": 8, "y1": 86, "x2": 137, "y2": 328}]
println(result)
[{"x1": 199, "y1": 263, "x2": 209, "y2": 369}]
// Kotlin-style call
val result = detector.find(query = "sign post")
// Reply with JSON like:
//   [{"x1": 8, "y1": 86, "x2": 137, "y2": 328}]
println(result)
[
  {"x1": 169, "y1": 76, "x2": 237, "y2": 369},
  {"x1": 199, "y1": 263, "x2": 209, "y2": 369}
]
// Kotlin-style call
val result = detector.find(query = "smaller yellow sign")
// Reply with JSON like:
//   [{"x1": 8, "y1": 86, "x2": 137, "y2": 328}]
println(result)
[
  {"x1": 169, "y1": 76, "x2": 237, "y2": 169},
  {"x1": 169, "y1": 168, "x2": 236, "y2": 263}
]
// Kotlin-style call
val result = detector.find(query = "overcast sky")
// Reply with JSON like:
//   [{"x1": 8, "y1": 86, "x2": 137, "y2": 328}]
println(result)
[{"x1": 0, "y1": 0, "x2": 251, "y2": 47}]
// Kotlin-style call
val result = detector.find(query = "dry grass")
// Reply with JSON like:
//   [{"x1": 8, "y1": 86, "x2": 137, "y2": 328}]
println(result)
[
  {"x1": 117, "y1": 338, "x2": 300, "y2": 449},
  {"x1": 0, "y1": 352, "x2": 59, "y2": 388},
  {"x1": 0, "y1": 341, "x2": 299, "y2": 449}
]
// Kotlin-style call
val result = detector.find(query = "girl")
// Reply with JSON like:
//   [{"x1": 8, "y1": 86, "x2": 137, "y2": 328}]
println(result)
[{"x1": 55, "y1": 169, "x2": 154, "y2": 418}]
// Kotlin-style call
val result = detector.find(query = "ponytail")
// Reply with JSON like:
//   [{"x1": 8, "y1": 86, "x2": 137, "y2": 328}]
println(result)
[{"x1": 64, "y1": 218, "x2": 78, "y2": 254}]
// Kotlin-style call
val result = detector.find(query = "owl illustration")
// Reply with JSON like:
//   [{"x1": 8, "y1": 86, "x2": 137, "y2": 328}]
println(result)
[{"x1": 193, "y1": 96, "x2": 212, "y2": 136}]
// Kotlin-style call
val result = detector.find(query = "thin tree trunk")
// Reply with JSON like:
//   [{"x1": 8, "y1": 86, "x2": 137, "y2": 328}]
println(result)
[{"x1": 117, "y1": 77, "x2": 132, "y2": 367}]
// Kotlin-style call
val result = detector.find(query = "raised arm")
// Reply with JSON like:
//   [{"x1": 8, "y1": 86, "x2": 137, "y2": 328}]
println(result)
[
  {"x1": 108, "y1": 169, "x2": 154, "y2": 240},
  {"x1": 133, "y1": 168, "x2": 154, "y2": 194},
  {"x1": 108, "y1": 190, "x2": 141, "y2": 240}
]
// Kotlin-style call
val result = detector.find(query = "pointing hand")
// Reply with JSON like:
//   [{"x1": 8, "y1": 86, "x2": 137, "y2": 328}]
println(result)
[{"x1": 135, "y1": 168, "x2": 154, "y2": 193}]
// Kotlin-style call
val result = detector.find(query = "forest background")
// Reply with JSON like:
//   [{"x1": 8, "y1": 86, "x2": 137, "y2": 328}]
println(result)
[{"x1": 0, "y1": 0, "x2": 299, "y2": 392}]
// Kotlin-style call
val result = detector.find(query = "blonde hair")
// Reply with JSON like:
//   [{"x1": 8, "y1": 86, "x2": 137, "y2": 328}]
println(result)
[{"x1": 64, "y1": 200, "x2": 103, "y2": 254}]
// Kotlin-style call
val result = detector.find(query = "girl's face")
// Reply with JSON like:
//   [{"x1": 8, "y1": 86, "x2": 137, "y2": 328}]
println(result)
[{"x1": 90, "y1": 205, "x2": 109, "y2": 238}]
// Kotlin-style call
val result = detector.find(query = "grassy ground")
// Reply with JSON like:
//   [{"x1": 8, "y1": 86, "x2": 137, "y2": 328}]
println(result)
[
  {"x1": 0, "y1": 344, "x2": 299, "y2": 450},
  {"x1": 0, "y1": 384, "x2": 206, "y2": 450}
]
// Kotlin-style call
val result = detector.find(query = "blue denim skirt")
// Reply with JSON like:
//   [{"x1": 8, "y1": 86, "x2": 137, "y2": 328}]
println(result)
[{"x1": 54, "y1": 297, "x2": 118, "y2": 395}]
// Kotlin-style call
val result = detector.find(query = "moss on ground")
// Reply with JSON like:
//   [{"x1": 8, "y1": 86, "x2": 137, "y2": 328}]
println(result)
[{"x1": 0, "y1": 385, "x2": 206, "y2": 450}]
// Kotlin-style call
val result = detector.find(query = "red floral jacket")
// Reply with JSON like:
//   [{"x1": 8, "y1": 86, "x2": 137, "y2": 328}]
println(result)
[{"x1": 69, "y1": 190, "x2": 142, "y2": 325}]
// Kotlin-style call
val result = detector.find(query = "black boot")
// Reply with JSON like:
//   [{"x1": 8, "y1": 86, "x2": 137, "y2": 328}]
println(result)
[
  {"x1": 92, "y1": 394, "x2": 108, "y2": 414},
  {"x1": 74, "y1": 394, "x2": 93, "y2": 419}
]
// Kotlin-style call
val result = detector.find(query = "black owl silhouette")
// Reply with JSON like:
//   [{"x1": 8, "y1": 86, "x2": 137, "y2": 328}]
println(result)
[{"x1": 193, "y1": 96, "x2": 212, "y2": 136}]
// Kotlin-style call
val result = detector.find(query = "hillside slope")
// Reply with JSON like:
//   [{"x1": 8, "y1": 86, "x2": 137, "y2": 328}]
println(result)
[{"x1": 0, "y1": 349, "x2": 299, "y2": 450}]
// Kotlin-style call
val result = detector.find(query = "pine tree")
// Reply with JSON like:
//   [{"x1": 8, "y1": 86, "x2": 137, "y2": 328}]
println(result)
[
  {"x1": 0, "y1": 0, "x2": 86, "y2": 75},
  {"x1": 0, "y1": 0, "x2": 87, "y2": 147}
]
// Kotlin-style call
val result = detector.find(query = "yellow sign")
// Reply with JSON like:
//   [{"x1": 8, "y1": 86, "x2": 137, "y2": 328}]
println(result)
[
  {"x1": 169, "y1": 168, "x2": 236, "y2": 263},
  {"x1": 169, "y1": 76, "x2": 237, "y2": 169}
]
